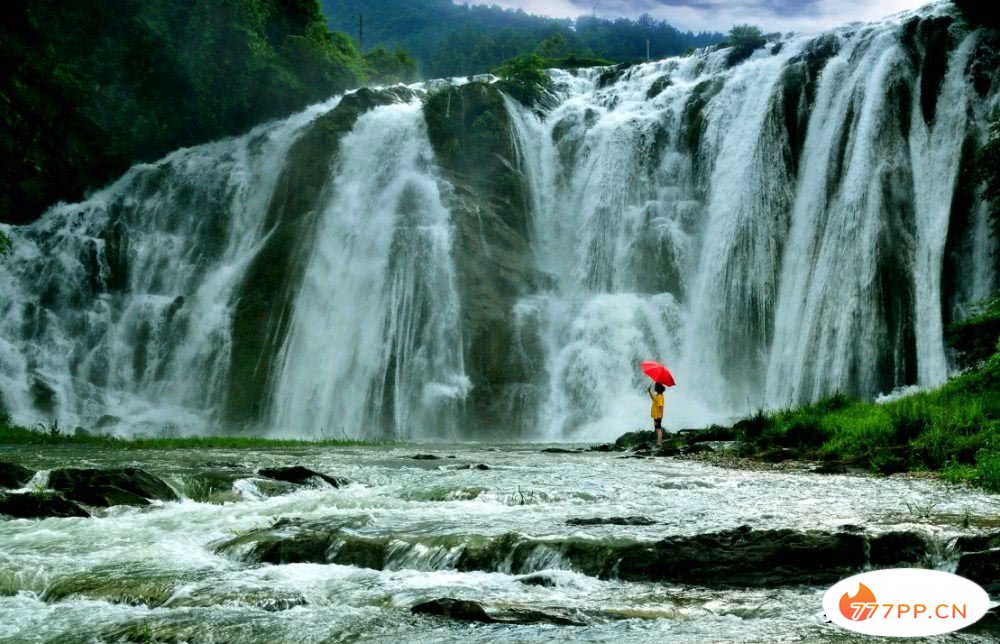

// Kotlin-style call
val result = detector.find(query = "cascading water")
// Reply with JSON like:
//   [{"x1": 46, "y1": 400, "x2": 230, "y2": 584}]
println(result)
[
  {"x1": 0, "y1": 99, "x2": 340, "y2": 433},
  {"x1": 0, "y1": 1, "x2": 996, "y2": 439},
  {"x1": 269, "y1": 102, "x2": 468, "y2": 439}
]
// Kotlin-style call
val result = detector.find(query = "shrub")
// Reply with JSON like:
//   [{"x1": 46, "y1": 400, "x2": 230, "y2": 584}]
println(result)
[{"x1": 725, "y1": 24, "x2": 767, "y2": 67}]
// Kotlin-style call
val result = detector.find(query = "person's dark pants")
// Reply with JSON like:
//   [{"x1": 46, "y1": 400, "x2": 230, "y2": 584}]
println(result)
[{"x1": 653, "y1": 417, "x2": 663, "y2": 445}]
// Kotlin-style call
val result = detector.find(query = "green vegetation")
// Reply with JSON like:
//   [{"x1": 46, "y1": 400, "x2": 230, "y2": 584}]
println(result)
[
  {"x1": 0, "y1": 230, "x2": 10, "y2": 257},
  {"x1": 494, "y1": 54, "x2": 553, "y2": 104},
  {"x1": 364, "y1": 46, "x2": 419, "y2": 85},
  {"x1": 722, "y1": 24, "x2": 768, "y2": 67},
  {"x1": 322, "y1": 0, "x2": 723, "y2": 78},
  {"x1": 0, "y1": 423, "x2": 390, "y2": 450},
  {"x1": 737, "y1": 299, "x2": 1000, "y2": 491},
  {"x1": 1, "y1": 1, "x2": 413, "y2": 225}
]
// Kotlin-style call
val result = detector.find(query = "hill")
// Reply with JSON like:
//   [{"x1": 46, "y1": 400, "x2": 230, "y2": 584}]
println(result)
[
  {"x1": 1, "y1": 0, "x2": 397, "y2": 225},
  {"x1": 321, "y1": 0, "x2": 724, "y2": 78}
]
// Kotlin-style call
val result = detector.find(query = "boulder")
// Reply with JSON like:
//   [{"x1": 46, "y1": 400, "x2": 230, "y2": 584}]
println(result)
[
  {"x1": 517, "y1": 573, "x2": 557, "y2": 587},
  {"x1": 541, "y1": 447, "x2": 575, "y2": 454},
  {"x1": 655, "y1": 445, "x2": 681, "y2": 457},
  {"x1": 955, "y1": 532, "x2": 1000, "y2": 553},
  {"x1": 812, "y1": 462, "x2": 848, "y2": 474},
  {"x1": 869, "y1": 531, "x2": 928, "y2": 566},
  {"x1": 588, "y1": 443, "x2": 614, "y2": 452},
  {"x1": 614, "y1": 526, "x2": 866, "y2": 586},
  {"x1": 567, "y1": 516, "x2": 655, "y2": 527},
  {"x1": 411, "y1": 598, "x2": 494, "y2": 623},
  {"x1": 411, "y1": 598, "x2": 583, "y2": 626},
  {"x1": 0, "y1": 462, "x2": 35, "y2": 489},
  {"x1": 0, "y1": 492, "x2": 90, "y2": 519},
  {"x1": 47, "y1": 468, "x2": 178, "y2": 507},
  {"x1": 682, "y1": 443, "x2": 715, "y2": 456},
  {"x1": 256, "y1": 466, "x2": 348, "y2": 488},
  {"x1": 410, "y1": 454, "x2": 441, "y2": 460},
  {"x1": 614, "y1": 431, "x2": 654, "y2": 450},
  {"x1": 956, "y1": 548, "x2": 1000, "y2": 589}
]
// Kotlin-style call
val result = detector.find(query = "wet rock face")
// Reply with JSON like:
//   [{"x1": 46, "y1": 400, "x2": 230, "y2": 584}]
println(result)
[
  {"x1": 869, "y1": 531, "x2": 929, "y2": 567},
  {"x1": 0, "y1": 462, "x2": 35, "y2": 489},
  {"x1": 567, "y1": 516, "x2": 655, "y2": 526},
  {"x1": 47, "y1": 468, "x2": 178, "y2": 507},
  {"x1": 225, "y1": 86, "x2": 418, "y2": 424},
  {"x1": 422, "y1": 82, "x2": 549, "y2": 435},
  {"x1": 411, "y1": 598, "x2": 494, "y2": 623},
  {"x1": 256, "y1": 466, "x2": 348, "y2": 488},
  {"x1": 220, "y1": 521, "x2": 922, "y2": 587},
  {"x1": 411, "y1": 597, "x2": 584, "y2": 626},
  {"x1": 614, "y1": 526, "x2": 867, "y2": 587},
  {"x1": 956, "y1": 548, "x2": 1000, "y2": 591},
  {"x1": 0, "y1": 492, "x2": 90, "y2": 519}
]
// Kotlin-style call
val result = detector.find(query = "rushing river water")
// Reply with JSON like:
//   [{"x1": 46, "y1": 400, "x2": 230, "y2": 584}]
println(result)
[{"x1": 1, "y1": 445, "x2": 998, "y2": 643}]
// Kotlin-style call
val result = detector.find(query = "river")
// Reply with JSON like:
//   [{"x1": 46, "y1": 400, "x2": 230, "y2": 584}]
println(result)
[{"x1": 1, "y1": 445, "x2": 998, "y2": 642}]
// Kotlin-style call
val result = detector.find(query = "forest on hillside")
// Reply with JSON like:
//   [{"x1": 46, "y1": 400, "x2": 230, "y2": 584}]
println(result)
[
  {"x1": 321, "y1": 0, "x2": 724, "y2": 77},
  {"x1": 0, "y1": 0, "x2": 410, "y2": 226}
]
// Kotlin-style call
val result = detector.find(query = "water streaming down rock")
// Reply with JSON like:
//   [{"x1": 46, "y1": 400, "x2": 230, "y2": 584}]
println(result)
[
  {"x1": 0, "y1": 1, "x2": 997, "y2": 438},
  {"x1": 0, "y1": 99, "x2": 341, "y2": 433},
  {"x1": 269, "y1": 102, "x2": 469, "y2": 439}
]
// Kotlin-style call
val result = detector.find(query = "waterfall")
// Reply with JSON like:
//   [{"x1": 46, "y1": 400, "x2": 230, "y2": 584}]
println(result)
[
  {"x1": 269, "y1": 101, "x2": 468, "y2": 439},
  {"x1": 0, "y1": 99, "x2": 338, "y2": 433},
  {"x1": 1, "y1": 1, "x2": 996, "y2": 439}
]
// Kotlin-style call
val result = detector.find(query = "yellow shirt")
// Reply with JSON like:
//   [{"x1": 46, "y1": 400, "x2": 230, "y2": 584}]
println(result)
[{"x1": 651, "y1": 392, "x2": 664, "y2": 419}]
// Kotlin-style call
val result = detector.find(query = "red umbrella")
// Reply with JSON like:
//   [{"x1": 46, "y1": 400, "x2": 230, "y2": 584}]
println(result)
[{"x1": 641, "y1": 360, "x2": 676, "y2": 387}]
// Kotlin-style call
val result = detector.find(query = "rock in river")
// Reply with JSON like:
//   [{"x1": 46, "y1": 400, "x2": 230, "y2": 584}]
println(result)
[
  {"x1": 47, "y1": 468, "x2": 178, "y2": 507},
  {"x1": 0, "y1": 461, "x2": 35, "y2": 489},
  {"x1": 412, "y1": 598, "x2": 583, "y2": 626},
  {"x1": 567, "y1": 516, "x2": 656, "y2": 526},
  {"x1": 257, "y1": 466, "x2": 348, "y2": 488},
  {"x1": 0, "y1": 492, "x2": 90, "y2": 519}
]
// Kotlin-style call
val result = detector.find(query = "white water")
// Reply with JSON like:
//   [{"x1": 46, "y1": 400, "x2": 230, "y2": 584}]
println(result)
[
  {"x1": 0, "y1": 99, "x2": 340, "y2": 434},
  {"x1": 1, "y1": 445, "x2": 998, "y2": 643},
  {"x1": 270, "y1": 102, "x2": 468, "y2": 439},
  {"x1": 0, "y1": 1, "x2": 996, "y2": 439}
]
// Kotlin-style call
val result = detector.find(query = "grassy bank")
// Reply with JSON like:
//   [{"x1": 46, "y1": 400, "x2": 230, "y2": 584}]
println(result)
[
  {"x1": 0, "y1": 424, "x2": 391, "y2": 450},
  {"x1": 738, "y1": 324, "x2": 1000, "y2": 491}
]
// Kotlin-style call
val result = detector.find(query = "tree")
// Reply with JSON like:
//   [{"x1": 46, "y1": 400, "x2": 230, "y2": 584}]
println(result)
[
  {"x1": 536, "y1": 34, "x2": 571, "y2": 59},
  {"x1": 496, "y1": 54, "x2": 550, "y2": 88},
  {"x1": 365, "y1": 46, "x2": 419, "y2": 84},
  {"x1": 725, "y1": 24, "x2": 766, "y2": 67}
]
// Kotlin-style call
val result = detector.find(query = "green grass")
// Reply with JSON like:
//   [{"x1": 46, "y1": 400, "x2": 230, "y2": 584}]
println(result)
[
  {"x1": 739, "y1": 339, "x2": 1000, "y2": 491},
  {"x1": 0, "y1": 424, "x2": 393, "y2": 450}
]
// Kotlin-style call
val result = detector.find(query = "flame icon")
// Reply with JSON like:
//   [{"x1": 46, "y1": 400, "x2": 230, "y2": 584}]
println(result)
[{"x1": 840, "y1": 583, "x2": 878, "y2": 621}]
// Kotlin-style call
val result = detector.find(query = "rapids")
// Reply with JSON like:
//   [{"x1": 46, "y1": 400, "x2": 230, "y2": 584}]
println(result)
[{"x1": 1, "y1": 445, "x2": 998, "y2": 642}]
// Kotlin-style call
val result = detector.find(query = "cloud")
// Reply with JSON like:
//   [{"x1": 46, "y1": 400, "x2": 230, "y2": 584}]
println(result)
[{"x1": 455, "y1": 0, "x2": 933, "y2": 33}]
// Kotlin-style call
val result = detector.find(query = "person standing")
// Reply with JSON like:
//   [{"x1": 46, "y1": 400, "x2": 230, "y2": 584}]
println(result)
[{"x1": 647, "y1": 383, "x2": 665, "y2": 446}]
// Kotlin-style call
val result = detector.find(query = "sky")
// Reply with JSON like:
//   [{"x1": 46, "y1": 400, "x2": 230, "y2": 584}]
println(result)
[{"x1": 457, "y1": 0, "x2": 933, "y2": 34}]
